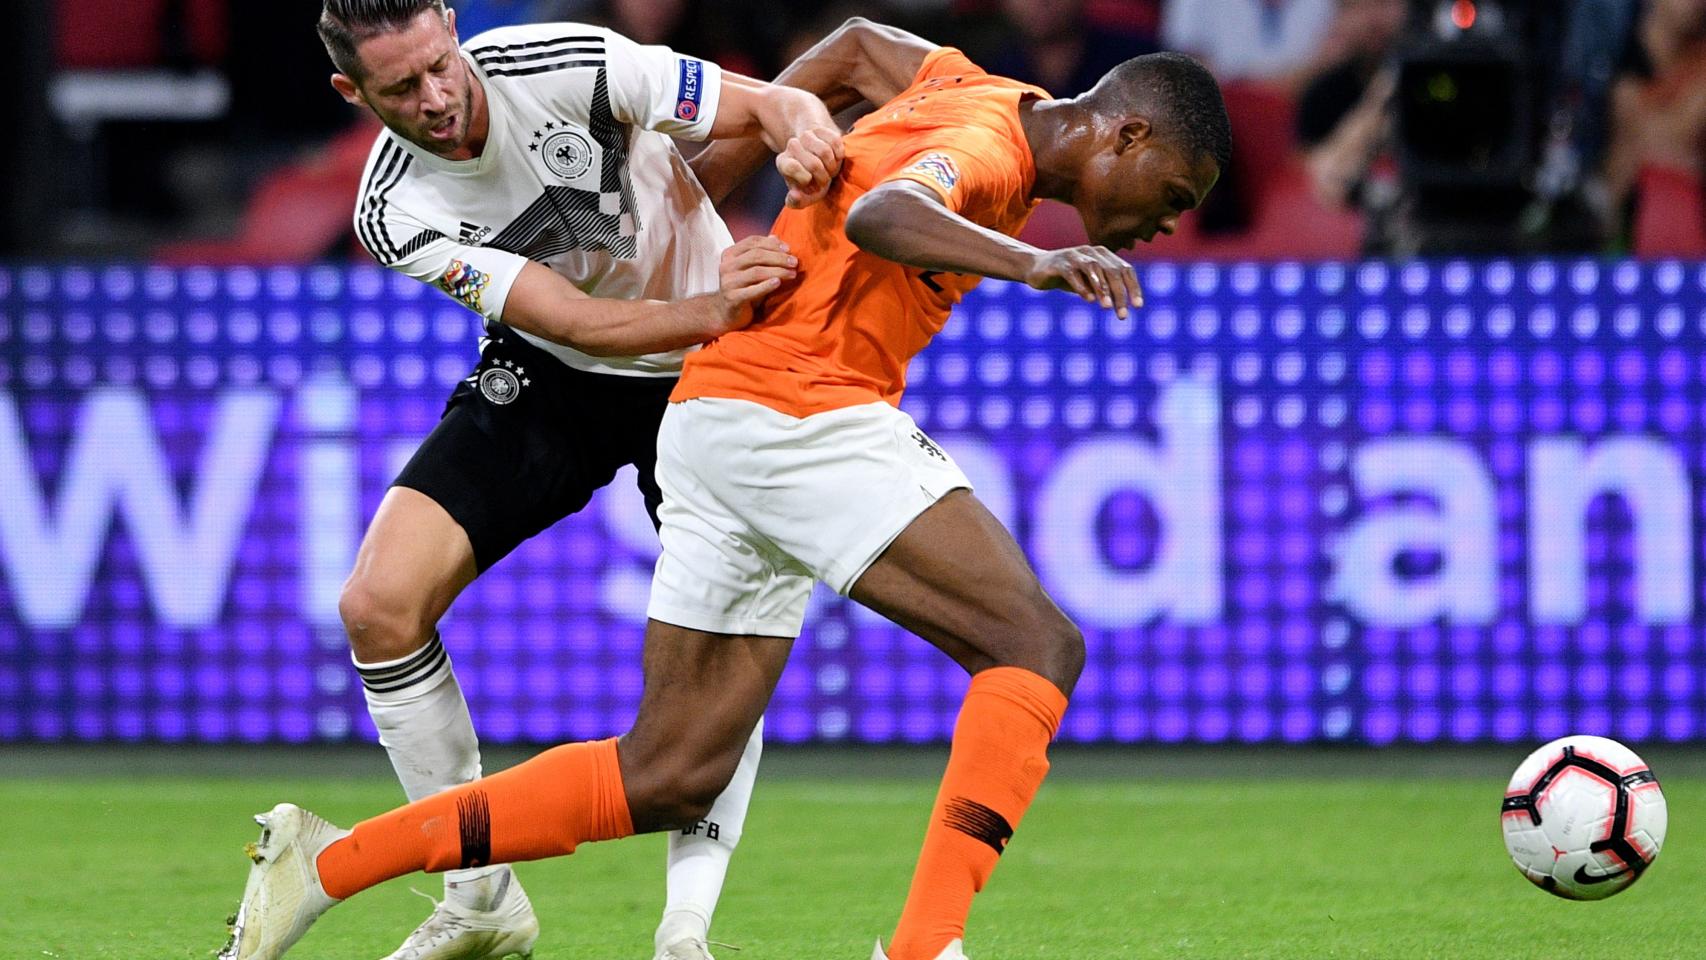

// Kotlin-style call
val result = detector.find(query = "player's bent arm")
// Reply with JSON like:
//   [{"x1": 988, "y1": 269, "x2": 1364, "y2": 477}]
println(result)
[
  {"x1": 707, "y1": 73, "x2": 844, "y2": 207},
  {"x1": 763, "y1": 17, "x2": 939, "y2": 117},
  {"x1": 845, "y1": 181, "x2": 1038, "y2": 279},
  {"x1": 708, "y1": 73, "x2": 836, "y2": 154},
  {"x1": 689, "y1": 19, "x2": 935, "y2": 206},
  {"x1": 500, "y1": 262, "x2": 722, "y2": 356},
  {"x1": 845, "y1": 181, "x2": 1143, "y2": 317},
  {"x1": 500, "y1": 236, "x2": 795, "y2": 355}
]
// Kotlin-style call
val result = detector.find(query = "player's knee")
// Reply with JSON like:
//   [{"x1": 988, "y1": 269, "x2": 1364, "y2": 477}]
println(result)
[
  {"x1": 649, "y1": 763, "x2": 736, "y2": 828},
  {"x1": 673, "y1": 771, "x2": 730, "y2": 827},
  {"x1": 1040, "y1": 611, "x2": 1086, "y2": 694},
  {"x1": 1008, "y1": 597, "x2": 1084, "y2": 694},
  {"x1": 624, "y1": 740, "x2": 736, "y2": 828},
  {"x1": 337, "y1": 575, "x2": 432, "y2": 662}
]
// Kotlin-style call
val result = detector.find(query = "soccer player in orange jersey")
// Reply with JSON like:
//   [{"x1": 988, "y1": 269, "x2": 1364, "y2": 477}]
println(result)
[{"x1": 216, "y1": 19, "x2": 1228, "y2": 960}]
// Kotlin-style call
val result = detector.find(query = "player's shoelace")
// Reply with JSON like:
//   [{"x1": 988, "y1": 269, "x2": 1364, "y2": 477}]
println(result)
[
  {"x1": 402, "y1": 888, "x2": 475, "y2": 947},
  {"x1": 664, "y1": 938, "x2": 740, "y2": 959}
]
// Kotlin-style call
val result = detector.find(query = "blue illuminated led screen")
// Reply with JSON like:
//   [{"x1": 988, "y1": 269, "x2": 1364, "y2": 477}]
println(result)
[{"x1": 3, "y1": 259, "x2": 1705, "y2": 745}]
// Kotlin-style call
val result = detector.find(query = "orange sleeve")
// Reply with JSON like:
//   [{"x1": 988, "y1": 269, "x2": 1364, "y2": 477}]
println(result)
[
  {"x1": 874, "y1": 125, "x2": 1028, "y2": 225},
  {"x1": 911, "y1": 47, "x2": 986, "y2": 84}
]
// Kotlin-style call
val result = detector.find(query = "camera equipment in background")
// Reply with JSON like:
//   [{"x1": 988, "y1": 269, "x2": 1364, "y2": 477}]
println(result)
[{"x1": 1379, "y1": 0, "x2": 1604, "y2": 254}]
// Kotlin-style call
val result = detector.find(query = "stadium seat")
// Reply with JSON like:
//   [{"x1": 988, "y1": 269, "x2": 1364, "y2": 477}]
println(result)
[
  {"x1": 57, "y1": 0, "x2": 226, "y2": 68},
  {"x1": 1633, "y1": 165, "x2": 1706, "y2": 257},
  {"x1": 1085, "y1": 0, "x2": 1162, "y2": 37},
  {"x1": 1216, "y1": 80, "x2": 1300, "y2": 213},
  {"x1": 154, "y1": 120, "x2": 379, "y2": 264},
  {"x1": 1224, "y1": 165, "x2": 1364, "y2": 258}
]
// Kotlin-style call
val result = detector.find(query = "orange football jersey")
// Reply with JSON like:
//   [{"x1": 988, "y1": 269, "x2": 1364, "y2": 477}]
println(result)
[{"x1": 673, "y1": 48, "x2": 1047, "y2": 416}]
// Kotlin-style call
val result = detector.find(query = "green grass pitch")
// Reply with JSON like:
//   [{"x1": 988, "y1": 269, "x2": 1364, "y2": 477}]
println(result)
[{"x1": 1, "y1": 745, "x2": 1696, "y2": 960}]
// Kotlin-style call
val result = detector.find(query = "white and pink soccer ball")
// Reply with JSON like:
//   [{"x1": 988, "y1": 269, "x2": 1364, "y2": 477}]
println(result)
[{"x1": 1501, "y1": 735, "x2": 1667, "y2": 900}]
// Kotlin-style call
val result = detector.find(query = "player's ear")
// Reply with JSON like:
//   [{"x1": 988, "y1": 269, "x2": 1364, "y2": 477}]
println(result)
[
  {"x1": 445, "y1": 5, "x2": 459, "y2": 41},
  {"x1": 1115, "y1": 118, "x2": 1152, "y2": 155},
  {"x1": 331, "y1": 73, "x2": 366, "y2": 108}
]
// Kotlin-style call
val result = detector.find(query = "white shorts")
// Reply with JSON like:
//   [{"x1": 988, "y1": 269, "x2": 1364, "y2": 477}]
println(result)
[{"x1": 646, "y1": 397, "x2": 972, "y2": 637}]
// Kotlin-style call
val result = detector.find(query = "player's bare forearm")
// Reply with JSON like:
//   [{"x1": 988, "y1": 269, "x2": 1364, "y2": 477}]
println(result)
[
  {"x1": 690, "y1": 77, "x2": 838, "y2": 207},
  {"x1": 772, "y1": 18, "x2": 939, "y2": 116},
  {"x1": 711, "y1": 73, "x2": 835, "y2": 152},
  {"x1": 570, "y1": 297, "x2": 732, "y2": 356},
  {"x1": 717, "y1": 20, "x2": 934, "y2": 134},
  {"x1": 503, "y1": 280, "x2": 724, "y2": 357},
  {"x1": 499, "y1": 261, "x2": 726, "y2": 356},
  {"x1": 708, "y1": 73, "x2": 842, "y2": 208},
  {"x1": 499, "y1": 239, "x2": 794, "y2": 355},
  {"x1": 847, "y1": 182, "x2": 1143, "y2": 317},
  {"x1": 844, "y1": 182, "x2": 1039, "y2": 281},
  {"x1": 691, "y1": 19, "x2": 935, "y2": 206}
]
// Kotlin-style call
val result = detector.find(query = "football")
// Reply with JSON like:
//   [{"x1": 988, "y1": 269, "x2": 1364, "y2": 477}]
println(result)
[{"x1": 1501, "y1": 735, "x2": 1667, "y2": 900}]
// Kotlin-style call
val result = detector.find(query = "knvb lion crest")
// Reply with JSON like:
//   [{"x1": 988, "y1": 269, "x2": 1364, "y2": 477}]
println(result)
[{"x1": 529, "y1": 120, "x2": 595, "y2": 181}]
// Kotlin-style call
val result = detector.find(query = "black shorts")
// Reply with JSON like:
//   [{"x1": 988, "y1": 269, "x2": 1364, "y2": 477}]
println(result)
[{"x1": 393, "y1": 323, "x2": 675, "y2": 572}]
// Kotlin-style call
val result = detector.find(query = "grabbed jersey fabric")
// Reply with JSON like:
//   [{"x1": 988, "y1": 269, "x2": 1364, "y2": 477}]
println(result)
[
  {"x1": 675, "y1": 48, "x2": 1046, "y2": 413},
  {"x1": 354, "y1": 23, "x2": 731, "y2": 377}
]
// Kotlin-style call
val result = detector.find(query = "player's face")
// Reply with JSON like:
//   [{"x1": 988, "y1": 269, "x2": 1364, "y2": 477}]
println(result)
[
  {"x1": 338, "y1": 10, "x2": 476, "y2": 158},
  {"x1": 1076, "y1": 135, "x2": 1218, "y2": 251}
]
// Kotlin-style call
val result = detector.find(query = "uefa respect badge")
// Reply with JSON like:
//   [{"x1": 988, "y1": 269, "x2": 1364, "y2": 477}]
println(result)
[{"x1": 676, "y1": 57, "x2": 706, "y2": 122}]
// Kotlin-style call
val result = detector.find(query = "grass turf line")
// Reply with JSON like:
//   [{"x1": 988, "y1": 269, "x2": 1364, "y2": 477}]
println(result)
[{"x1": 0, "y1": 764, "x2": 1695, "y2": 959}]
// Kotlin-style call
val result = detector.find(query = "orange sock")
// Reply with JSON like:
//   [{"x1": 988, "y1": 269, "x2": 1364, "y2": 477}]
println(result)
[
  {"x1": 887, "y1": 667, "x2": 1067, "y2": 960},
  {"x1": 316, "y1": 738, "x2": 633, "y2": 900}
]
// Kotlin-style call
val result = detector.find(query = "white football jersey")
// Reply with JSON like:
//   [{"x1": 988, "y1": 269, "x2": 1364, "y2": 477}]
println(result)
[{"x1": 353, "y1": 23, "x2": 734, "y2": 377}]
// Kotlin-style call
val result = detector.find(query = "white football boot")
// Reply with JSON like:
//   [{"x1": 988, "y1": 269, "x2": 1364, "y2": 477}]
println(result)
[
  {"x1": 218, "y1": 803, "x2": 349, "y2": 960},
  {"x1": 382, "y1": 873, "x2": 540, "y2": 960},
  {"x1": 652, "y1": 909, "x2": 733, "y2": 960},
  {"x1": 652, "y1": 935, "x2": 717, "y2": 960},
  {"x1": 871, "y1": 939, "x2": 968, "y2": 960}
]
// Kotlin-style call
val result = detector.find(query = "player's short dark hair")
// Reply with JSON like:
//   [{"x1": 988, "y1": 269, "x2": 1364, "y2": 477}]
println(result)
[
  {"x1": 1088, "y1": 52, "x2": 1232, "y2": 172},
  {"x1": 318, "y1": 0, "x2": 447, "y2": 80}
]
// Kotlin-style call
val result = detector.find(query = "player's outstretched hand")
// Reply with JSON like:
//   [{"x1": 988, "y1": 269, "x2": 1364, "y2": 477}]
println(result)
[
  {"x1": 1022, "y1": 245, "x2": 1144, "y2": 319},
  {"x1": 711, "y1": 235, "x2": 797, "y2": 335},
  {"x1": 777, "y1": 126, "x2": 845, "y2": 209}
]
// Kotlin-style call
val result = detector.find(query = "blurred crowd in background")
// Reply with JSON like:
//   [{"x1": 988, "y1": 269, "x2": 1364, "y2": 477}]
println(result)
[{"x1": 16, "y1": 0, "x2": 1706, "y2": 262}]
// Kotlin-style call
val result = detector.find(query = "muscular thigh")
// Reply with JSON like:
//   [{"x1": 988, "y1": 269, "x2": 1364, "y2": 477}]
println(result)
[
  {"x1": 849, "y1": 489, "x2": 1079, "y2": 690},
  {"x1": 346, "y1": 486, "x2": 480, "y2": 633}
]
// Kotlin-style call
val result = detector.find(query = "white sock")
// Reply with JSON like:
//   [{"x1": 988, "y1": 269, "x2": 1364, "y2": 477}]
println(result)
[
  {"x1": 657, "y1": 719, "x2": 764, "y2": 947},
  {"x1": 357, "y1": 633, "x2": 510, "y2": 911}
]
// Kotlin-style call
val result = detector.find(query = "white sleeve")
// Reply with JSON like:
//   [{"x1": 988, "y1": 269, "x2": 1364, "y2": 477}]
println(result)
[
  {"x1": 359, "y1": 208, "x2": 528, "y2": 324},
  {"x1": 596, "y1": 27, "x2": 723, "y2": 140}
]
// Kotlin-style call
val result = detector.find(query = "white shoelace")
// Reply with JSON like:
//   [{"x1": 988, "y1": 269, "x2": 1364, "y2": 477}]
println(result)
[
  {"x1": 401, "y1": 889, "x2": 474, "y2": 947},
  {"x1": 661, "y1": 936, "x2": 741, "y2": 959}
]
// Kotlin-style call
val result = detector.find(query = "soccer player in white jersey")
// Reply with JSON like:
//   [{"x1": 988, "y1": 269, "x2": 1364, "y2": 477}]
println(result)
[{"x1": 278, "y1": 4, "x2": 844, "y2": 960}]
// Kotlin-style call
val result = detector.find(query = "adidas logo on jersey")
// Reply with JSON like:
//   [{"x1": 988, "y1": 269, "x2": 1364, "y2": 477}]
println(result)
[{"x1": 459, "y1": 221, "x2": 493, "y2": 245}]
